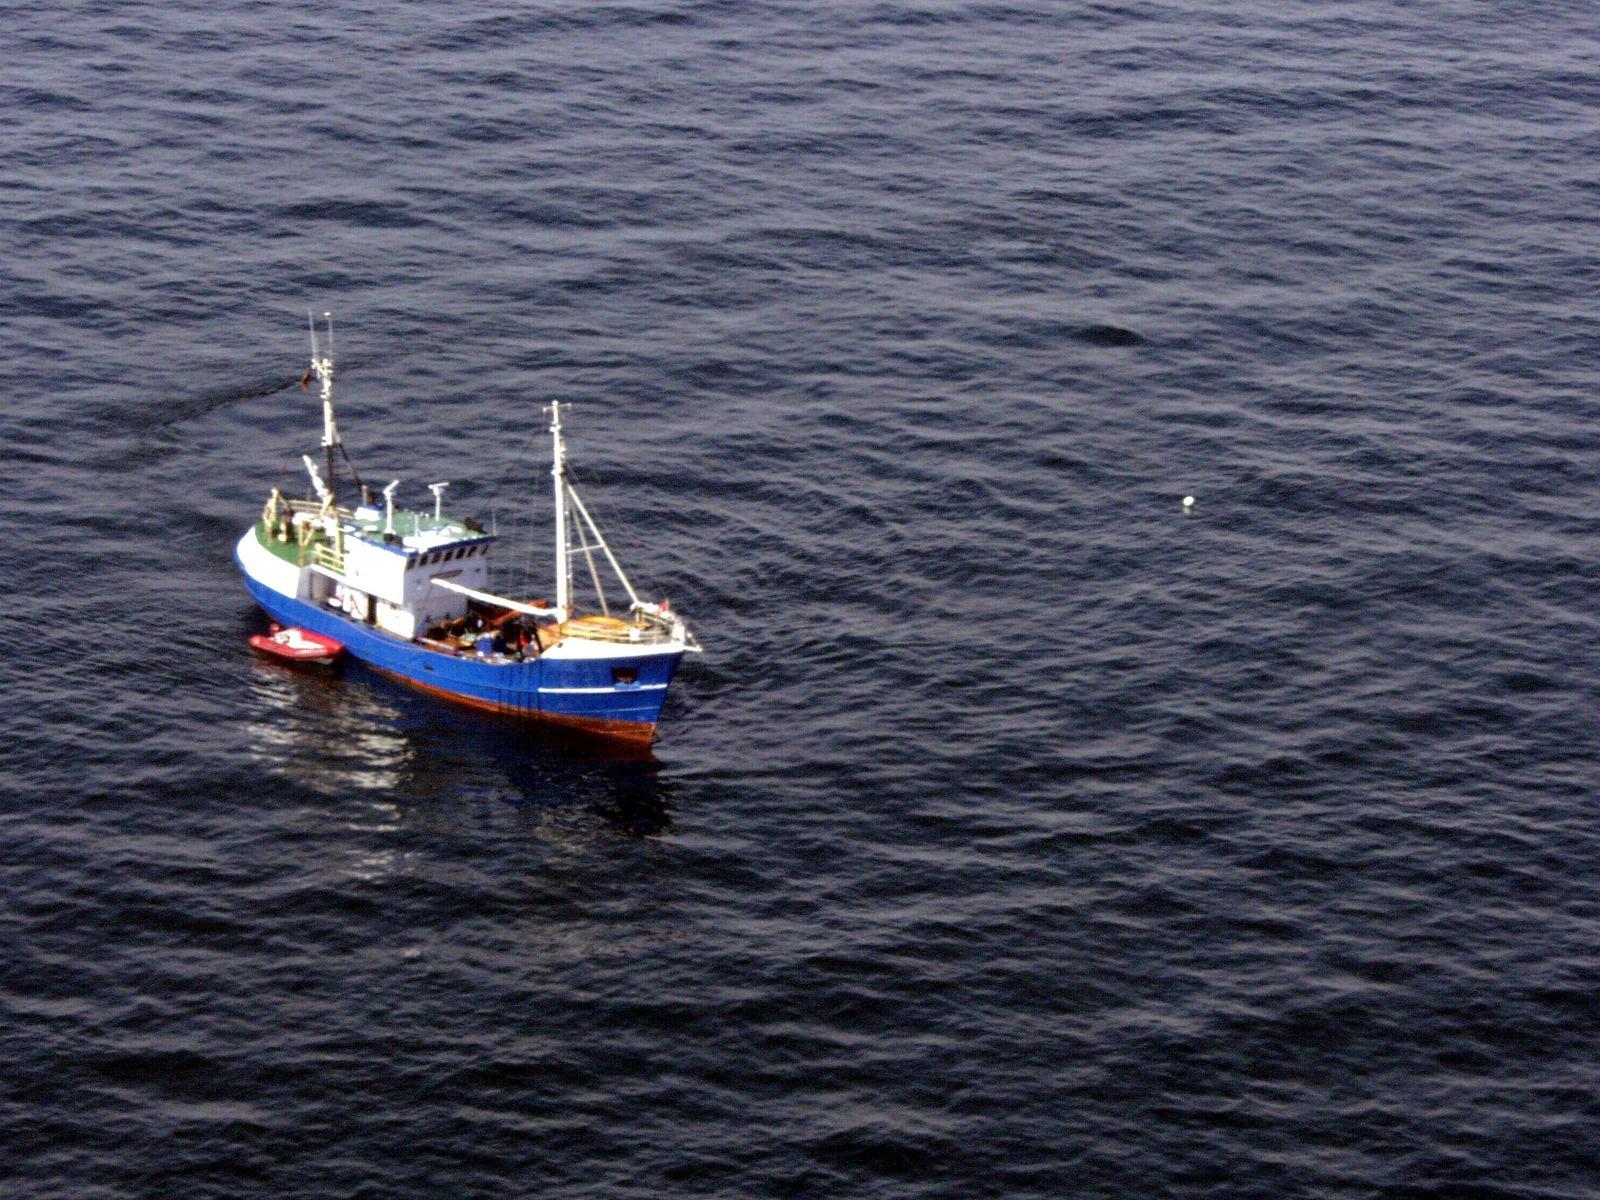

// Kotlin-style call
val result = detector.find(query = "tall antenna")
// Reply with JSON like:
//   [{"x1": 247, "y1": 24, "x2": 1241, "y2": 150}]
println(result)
[{"x1": 308, "y1": 310, "x2": 339, "y2": 506}]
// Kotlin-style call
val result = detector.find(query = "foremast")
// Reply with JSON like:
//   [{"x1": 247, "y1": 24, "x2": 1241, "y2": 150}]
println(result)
[
  {"x1": 553, "y1": 404, "x2": 646, "y2": 624},
  {"x1": 547, "y1": 400, "x2": 665, "y2": 633},
  {"x1": 550, "y1": 400, "x2": 571, "y2": 622}
]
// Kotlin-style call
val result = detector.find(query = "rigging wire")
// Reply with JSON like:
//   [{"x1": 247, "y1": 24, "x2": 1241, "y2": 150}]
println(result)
[{"x1": 564, "y1": 457, "x2": 657, "y2": 603}]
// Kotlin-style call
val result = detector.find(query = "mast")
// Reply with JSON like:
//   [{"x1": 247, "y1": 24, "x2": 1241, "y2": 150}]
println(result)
[
  {"x1": 308, "y1": 311, "x2": 339, "y2": 507},
  {"x1": 549, "y1": 401, "x2": 570, "y2": 621}
]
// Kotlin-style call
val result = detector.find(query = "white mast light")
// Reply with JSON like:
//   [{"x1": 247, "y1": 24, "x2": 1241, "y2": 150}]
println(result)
[
  {"x1": 428, "y1": 482, "x2": 449, "y2": 522},
  {"x1": 382, "y1": 480, "x2": 400, "y2": 535}
]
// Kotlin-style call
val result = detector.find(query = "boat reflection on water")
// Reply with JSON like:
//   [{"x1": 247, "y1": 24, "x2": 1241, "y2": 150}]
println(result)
[{"x1": 243, "y1": 652, "x2": 675, "y2": 837}]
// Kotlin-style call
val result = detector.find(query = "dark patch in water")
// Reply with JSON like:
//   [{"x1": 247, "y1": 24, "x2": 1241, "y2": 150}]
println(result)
[{"x1": 1074, "y1": 324, "x2": 1144, "y2": 346}]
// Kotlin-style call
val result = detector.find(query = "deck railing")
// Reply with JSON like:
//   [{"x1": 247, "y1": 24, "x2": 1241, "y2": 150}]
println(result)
[
  {"x1": 563, "y1": 615, "x2": 676, "y2": 645},
  {"x1": 309, "y1": 542, "x2": 346, "y2": 575},
  {"x1": 282, "y1": 497, "x2": 353, "y2": 519}
]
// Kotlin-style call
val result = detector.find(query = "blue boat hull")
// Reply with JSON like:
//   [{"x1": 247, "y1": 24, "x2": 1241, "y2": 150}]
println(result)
[{"x1": 236, "y1": 547, "x2": 683, "y2": 744}]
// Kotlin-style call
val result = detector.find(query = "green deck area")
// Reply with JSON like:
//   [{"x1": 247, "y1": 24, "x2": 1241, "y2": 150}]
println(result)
[
  {"x1": 347, "y1": 510, "x2": 470, "y2": 540},
  {"x1": 255, "y1": 508, "x2": 484, "y2": 568},
  {"x1": 255, "y1": 520, "x2": 308, "y2": 566}
]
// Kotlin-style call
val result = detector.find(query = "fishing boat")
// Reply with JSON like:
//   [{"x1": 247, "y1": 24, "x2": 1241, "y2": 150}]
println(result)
[{"x1": 234, "y1": 314, "x2": 700, "y2": 747}]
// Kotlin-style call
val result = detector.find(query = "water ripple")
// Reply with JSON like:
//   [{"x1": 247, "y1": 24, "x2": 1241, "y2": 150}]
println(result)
[{"x1": 4, "y1": 1, "x2": 1600, "y2": 1197}]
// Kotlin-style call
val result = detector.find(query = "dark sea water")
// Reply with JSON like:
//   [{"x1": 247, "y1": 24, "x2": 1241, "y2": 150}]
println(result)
[{"x1": 6, "y1": 2, "x2": 1600, "y2": 1196}]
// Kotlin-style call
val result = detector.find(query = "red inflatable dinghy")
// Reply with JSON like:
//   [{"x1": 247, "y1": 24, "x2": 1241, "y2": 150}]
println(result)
[{"x1": 249, "y1": 624, "x2": 344, "y2": 665}]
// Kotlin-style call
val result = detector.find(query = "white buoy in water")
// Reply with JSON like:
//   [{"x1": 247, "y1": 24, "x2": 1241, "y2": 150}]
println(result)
[{"x1": 1182, "y1": 495, "x2": 1195, "y2": 512}]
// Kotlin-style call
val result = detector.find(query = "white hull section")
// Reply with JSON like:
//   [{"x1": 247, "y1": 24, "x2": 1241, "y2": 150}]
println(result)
[{"x1": 236, "y1": 529, "x2": 301, "y2": 599}]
